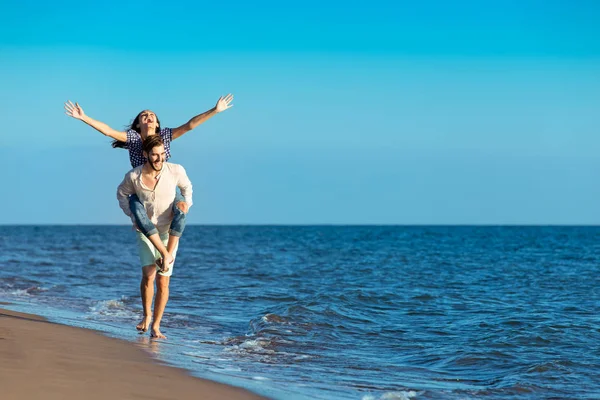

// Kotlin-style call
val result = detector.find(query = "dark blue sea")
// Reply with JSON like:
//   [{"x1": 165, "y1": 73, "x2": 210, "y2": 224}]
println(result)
[{"x1": 1, "y1": 226, "x2": 599, "y2": 399}]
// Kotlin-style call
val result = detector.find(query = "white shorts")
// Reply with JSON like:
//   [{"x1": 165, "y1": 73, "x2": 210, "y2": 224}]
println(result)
[{"x1": 135, "y1": 231, "x2": 178, "y2": 277}]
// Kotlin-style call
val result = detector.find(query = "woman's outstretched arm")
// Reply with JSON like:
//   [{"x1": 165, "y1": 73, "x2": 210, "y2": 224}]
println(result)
[
  {"x1": 171, "y1": 94, "x2": 234, "y2": 140},
  {"x1": 64, "y1": 101, "x2": 127, "y2": 143}
]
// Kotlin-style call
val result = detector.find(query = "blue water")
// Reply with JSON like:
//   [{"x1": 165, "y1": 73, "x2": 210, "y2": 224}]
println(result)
[{"x1": 1, "y1": 226, "x2": 599, "y2": 399}]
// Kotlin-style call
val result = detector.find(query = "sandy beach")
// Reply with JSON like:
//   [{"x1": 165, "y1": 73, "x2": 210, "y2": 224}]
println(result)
[{"x1": 0, "y1": 307, "x2": 268, "y2": 400}]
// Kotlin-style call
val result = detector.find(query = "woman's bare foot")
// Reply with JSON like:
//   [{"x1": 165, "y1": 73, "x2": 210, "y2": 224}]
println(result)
[
  {"x1": 150, "y1": 327, "x2": 167, "y2": 339},
  {"x1": 136, "y1": 316, "x2": 151, "y2": 332}
]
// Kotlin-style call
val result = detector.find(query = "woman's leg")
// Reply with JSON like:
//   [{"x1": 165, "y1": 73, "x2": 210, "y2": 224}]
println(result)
[
  {"x1": 130, "y1": 194, "x2": 173, "y2": 267},
  {"x1": 130, "y1": 194, "x2": 157, "y2": 236},
  {"x1": 167, "y1": 189, "x2": 186, "y2": 254}
]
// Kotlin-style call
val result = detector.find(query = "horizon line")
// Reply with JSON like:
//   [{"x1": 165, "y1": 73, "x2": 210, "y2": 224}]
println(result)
[{"x1": 2, "y1": 223, "x2": 599, "y2": 227}]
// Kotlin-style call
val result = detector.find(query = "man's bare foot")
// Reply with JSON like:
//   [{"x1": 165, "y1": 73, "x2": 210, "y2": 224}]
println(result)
[
  {"x1": 136, "y1": 316, "x2": 151, "y2": 332},
  {"x1": 150, "y1": 327, "x2": 167, "y2": 339}
]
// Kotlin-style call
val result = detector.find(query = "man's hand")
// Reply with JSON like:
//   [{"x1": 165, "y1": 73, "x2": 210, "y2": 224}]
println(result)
[
  {"x1": 64, "y1": 101, "x2": 86, "y2": 120},
  {"x1": 215, "y1": 94, "x2": 234, "y2": 113},
  {"x1": 176, "y1": 201, "x2": 189, "y2": 214},
  {"x1": 156, "y1": 253, "x2": 174, "y2": 273}
]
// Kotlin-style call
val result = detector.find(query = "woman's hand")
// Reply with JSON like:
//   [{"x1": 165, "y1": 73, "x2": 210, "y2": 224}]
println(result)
[
  {"x1": 63, "y1": 101, "x2": 127, "y2": 142},
  {"x1": 64, "y1": 101, "x2": 86, "y2": 120},
  {"x1": 215, "y1": 94, "x2": 234, "y2": 113}
]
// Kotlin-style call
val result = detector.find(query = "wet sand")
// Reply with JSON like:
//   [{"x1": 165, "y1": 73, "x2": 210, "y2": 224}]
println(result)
[{"x1": 0, "y1": 308, "x2": 268, "y2": 400}]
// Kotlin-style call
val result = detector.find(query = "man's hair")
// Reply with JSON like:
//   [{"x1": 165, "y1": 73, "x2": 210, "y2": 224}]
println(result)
[{"x1": 142, "y1": 134, "x2": 165, "y2": 155}]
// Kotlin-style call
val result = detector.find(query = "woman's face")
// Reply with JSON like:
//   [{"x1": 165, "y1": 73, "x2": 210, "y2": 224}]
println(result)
[{"x1": 137, "y1": 110, "x2": 159, "y2": 132}]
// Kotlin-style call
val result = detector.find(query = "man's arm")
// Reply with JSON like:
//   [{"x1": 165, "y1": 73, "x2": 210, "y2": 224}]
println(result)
[
  {"x1": 171, "y1": 94, "x2": 234, "y2": 140},
  {"x1": 176, "y1": 165, "x2": 193, "y2": 211},
  {"x1": 116, "y1": 173, "x2": 136, "y2": 220},
  {"x1": 64, "y1": 101, "x2": 127, "y2": 142}
]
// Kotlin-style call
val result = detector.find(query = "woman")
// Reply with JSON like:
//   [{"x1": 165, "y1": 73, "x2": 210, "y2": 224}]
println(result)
[{"x1": 64, "y1": 95, "x2": 233, "y2": 272}]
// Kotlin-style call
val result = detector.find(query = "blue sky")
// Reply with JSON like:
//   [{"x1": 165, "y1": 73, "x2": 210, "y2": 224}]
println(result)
[{"x1": 1, "y1": 1, "x2": 599, "y2": 224}]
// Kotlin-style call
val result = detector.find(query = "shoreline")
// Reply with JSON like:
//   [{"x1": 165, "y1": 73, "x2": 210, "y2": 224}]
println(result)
[{"x1": 0, "y1": 307, "x2": 268, "y2": 400}]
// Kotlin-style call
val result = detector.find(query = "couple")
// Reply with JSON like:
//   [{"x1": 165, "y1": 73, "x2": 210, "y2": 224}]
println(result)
[{"x1": 65, "y1": 95, "x2": 233, "y2": 338}]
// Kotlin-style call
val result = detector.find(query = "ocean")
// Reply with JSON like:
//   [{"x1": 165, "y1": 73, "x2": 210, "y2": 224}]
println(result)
[{"x1": 1, "y1": 225, "x2": 599, "y2": 399}]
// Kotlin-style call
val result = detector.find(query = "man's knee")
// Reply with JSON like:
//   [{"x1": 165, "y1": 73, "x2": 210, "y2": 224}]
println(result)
[{"x1": 156, "y1": 275, "x2": 170, "y2": 290}]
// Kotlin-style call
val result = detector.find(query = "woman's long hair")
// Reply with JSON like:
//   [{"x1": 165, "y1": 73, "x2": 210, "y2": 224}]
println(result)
[{"x1": 111, "y1": 111, "x2": 162, "y2": 149}]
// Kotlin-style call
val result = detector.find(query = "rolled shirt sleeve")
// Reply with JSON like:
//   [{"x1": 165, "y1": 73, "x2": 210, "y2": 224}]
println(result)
[
  {"x1": 116, "y1": 172, "x2": 135, "y2": 220},
  {"x1": 176, "y1": 165, "x2": 193, "y2": 208}
]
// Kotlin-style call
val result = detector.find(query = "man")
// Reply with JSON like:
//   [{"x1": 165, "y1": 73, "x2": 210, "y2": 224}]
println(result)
[
  {"x1": 117, "y1": 134, "x2": 193, "y2": 339},
  {"x1": 65, "y1": 95, "x2": 233, "y2": 273}
]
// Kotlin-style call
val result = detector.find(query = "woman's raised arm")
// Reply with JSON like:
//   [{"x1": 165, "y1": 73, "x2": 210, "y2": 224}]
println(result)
[{"x1": 64, "y1": 101, "x2": 127, "y2": 143}]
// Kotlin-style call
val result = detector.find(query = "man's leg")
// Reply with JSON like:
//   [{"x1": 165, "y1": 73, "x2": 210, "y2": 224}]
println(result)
[
  {"x1": 151, "y1": 274, "x2": 170, "y2": 339},
  {"x1": 151, "y1": 235, "x2": 177, "y2": 339},
  {"x1": 136, "y1": 264, "x2": 157, "y2": 332},
  {"x1": 135, "y1": 231, "x2": 166, "y2": 332}
]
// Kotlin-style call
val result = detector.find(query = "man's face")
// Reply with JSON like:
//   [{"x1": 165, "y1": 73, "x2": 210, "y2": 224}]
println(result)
[
  {"x1": 145, "y1": 144, "x2": 166, "y2": 171},
  {"x1": 138, "y1": 110, "x2": 158, "y2": 131}
]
